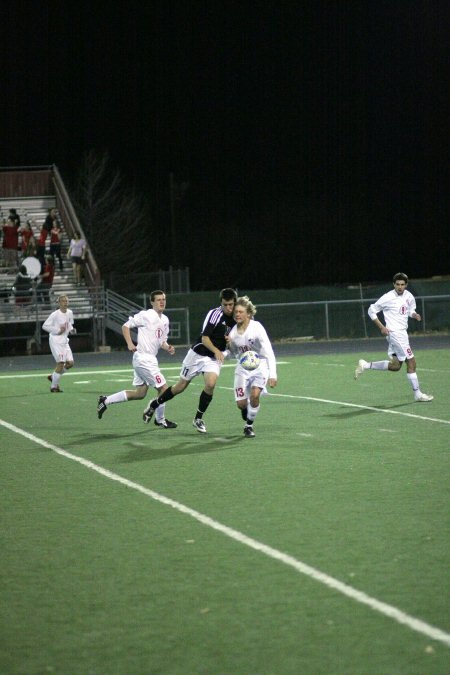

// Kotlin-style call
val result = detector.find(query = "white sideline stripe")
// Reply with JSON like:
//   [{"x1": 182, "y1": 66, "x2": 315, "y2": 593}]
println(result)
[
  {"x1": 1, "y1": 417, "x2": 449, "y2": 648},
  {"x1": 0, "y1": 362, "x2": 291, "y2": 379},
  {"x1": 216, "y1": 386, "x2": 450, "y2": 426}
]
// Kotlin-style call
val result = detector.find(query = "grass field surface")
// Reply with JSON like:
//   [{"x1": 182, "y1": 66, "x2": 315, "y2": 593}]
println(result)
[{"x1": 1, "y1": 345, "x2": 449, "y2": 673}]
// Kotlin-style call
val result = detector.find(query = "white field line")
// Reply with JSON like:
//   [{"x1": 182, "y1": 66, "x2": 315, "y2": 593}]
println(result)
[
  {"x1": 1, "y1": 365, "x2": 448, "y2": 425},
  {"x1": 1, "y1": 417, "x2": 449, "y2": 648}
]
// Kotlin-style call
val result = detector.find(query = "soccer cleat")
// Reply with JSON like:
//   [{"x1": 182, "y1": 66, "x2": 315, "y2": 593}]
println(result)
[
  {"x1": 47, "y1": 375, "x2": 53, "y2": 383},
  {"x1": 154, "y1": 419, "x2": 177, "y2": 429},
  {"x1": 192, "y1": 418, "x2": 207, "y2": 433},
  {"x1": 50, "y1": 386, "x2": 63, "y2": 393},
  {"x1": 415, "y1": 392, "x2": 434, "y2": 402},
  {"x1": 354, "y1": 359, "x2": 369, "y2": 379},
  {"x1": 243, "y1": 425, "x2": 255, "y2": 438},
  {"x1": 143, "y1": 400, "x2": 156, "y2": 424},
  {"x1": 97, "y1": 395, "x2": 108, "y2": 419}
]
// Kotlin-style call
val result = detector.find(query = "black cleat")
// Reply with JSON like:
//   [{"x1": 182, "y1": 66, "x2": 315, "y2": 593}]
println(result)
[
  {"x1": 50, "y1": 386, "x2": 63, "y2": 393},
  {"x1": 97, "y1": 395, "x2": 107, "y2": 419},
  {"x1": 143, "y1": 400, "x2": 156, "y2": 424},
  {"x1": 154, "y1": 419, "x2": 178, "y2": 429},
  {"x1": 243, "y1": 425, "x2": 255, "y2": 438}
]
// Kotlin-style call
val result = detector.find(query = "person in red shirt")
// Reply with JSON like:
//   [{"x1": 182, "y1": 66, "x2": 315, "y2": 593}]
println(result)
[
  {"x1": 36, "y1": 224, "x2": 48, "y2": 271},
  {"x1": 2, "y1": 217, "x2": 19, "y2": 268},
  {"x1": 49, "y1": 222, "x2": 63, "y2": 270},
  {"x1": 20, "y1": 220, "x2": 37, "y2": 259},
  {"x1": 37, "y1": 255, "x2": 55, "y2": 304}
]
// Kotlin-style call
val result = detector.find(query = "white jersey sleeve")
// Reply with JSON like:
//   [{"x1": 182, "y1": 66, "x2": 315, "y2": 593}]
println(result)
[
  {"x1": 42, "y1": 309, "x2": 74, "y2": 337},
  {"x1": 368, "y1": 289, "x2": 415, "y2": 331},
  {"x1": 124, "y1": 309, "x2": 169, "y2": 356}
]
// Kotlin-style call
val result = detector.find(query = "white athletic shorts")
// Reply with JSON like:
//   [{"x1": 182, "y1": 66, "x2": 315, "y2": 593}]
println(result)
[
  {"x1": 233, "y1": 362, "x2": 269, "y2": 401},
  {"x1": 49, "y1": 336, "x2": 74, "y2": 364},
  {"x1": 132, "y1": 352, "x2": 167, "y2": 388},
  {"x1": 179, "y1": 348, "x2": 223, "y2": 381},
  {"x1": 386, "y1": 330, "x2": 414, "y2": 362}
]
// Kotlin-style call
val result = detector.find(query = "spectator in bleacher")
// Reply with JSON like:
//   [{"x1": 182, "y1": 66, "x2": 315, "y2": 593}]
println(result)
[
  {"x1": 36, "y1": 224, "x2": 48, "y2": 272},
  {"x1": 2, "y1": 217, "x2": 19, "y2": 269},
  {"x1": 20, "y1": 220, "x2": 37, "y2": 259},
  {"x1": 37, "y1": 254, "x2": 55, "y2": 304},
  {"x1": 13, "y1": 264, "x2": 33, "y2": 306},
  {"x1": 44, "y1": 208, "x2": 57, "y2": 233},
  {"x1": 9, "y1": 208, "x2": 20, "y2": 228},
  {"x1": 49, "y1": 221, "x2": 63, "y2": 271},
  {"x1": 67, "y1": 232, "x2": 86, "y2": 286}
]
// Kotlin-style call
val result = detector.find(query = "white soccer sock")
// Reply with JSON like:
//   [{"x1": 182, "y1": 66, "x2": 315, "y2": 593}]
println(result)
[
  {"x1": 246, "y1": 404, "x2": 260, "y2": 424},
  {"x1": 369, "y1": 361, "x2": 389, "y2": 370},
  {"x1": 105, "y1": 391, "x2": 128, "y2": 405},
  {"x1": 407, "y1": 372, "x2": 420, "y2": 394},
  {"x1": 155, "y1": 403, "x2": 166, "y2": 423},
  {"x1": 52, "y1": 372, "x2": 61, "y2": 386}
]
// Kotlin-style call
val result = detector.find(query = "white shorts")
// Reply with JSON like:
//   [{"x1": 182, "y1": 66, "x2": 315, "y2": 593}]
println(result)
[
  {"x1": 233, "y1": 362, "x2": 268, "y2": 401},
  {"x1": 49, "y1": 336, "x2": 73, "y2": 364},
  {"x1": 132, "y1": 352, "x2": 167, "y2": 388},
  {"x1": 179, "y1": 348, "x2": 222, "y2": 381},
  {"x1": 386, "y1": 331, "x2": 414, "y2": 362}
]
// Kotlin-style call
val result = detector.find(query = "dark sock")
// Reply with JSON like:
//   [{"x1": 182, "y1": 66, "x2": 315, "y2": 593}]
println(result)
[
  {"x1": 196, "y1": 391, "x2": 213, "y2": 419},
  {"x1": 152, "y1": 387, "x2": 175, "y2": 409},
  {"x1": 240, "y1": 407, "x2": 248, "y2": 422}
]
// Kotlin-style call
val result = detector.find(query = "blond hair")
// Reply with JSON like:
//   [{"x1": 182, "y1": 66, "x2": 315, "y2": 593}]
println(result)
[{"x1": 236, "y1": 295, "x2": 257, "y2": 317}]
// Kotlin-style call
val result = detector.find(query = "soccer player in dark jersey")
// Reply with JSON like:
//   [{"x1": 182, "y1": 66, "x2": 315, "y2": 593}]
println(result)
[{"x1": 143, "y1": 287, "x2": 237, "y2": 432}]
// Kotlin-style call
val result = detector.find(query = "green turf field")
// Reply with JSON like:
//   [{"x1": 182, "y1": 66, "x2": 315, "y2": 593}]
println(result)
[{"x1": 1, "y1": 349, "x2": 449, "y2": 673}]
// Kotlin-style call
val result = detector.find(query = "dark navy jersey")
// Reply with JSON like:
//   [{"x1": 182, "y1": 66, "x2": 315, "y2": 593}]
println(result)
[{"x1": 191, "y1": 306, "x2": 236, "y2": 357}]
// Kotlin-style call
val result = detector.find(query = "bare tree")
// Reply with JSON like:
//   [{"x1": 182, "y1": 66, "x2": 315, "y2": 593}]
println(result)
[{"x1": 72, "y1": 150, "x2": 157, "y2": 276}]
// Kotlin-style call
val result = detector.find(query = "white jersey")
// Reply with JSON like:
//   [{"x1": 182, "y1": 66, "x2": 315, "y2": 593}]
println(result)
[
  {"x1": 228, "y1": 319, "x2": 277, "y2": 379},
  {"x1": 368, "y1": 289, "x2": 416, "y2": 332},
  {"x1": 42, "y1": 308, "x2": 74, "y2": 346},
  {"x1": 124, "y1": 309, "x2": 169, "y2": 356}
]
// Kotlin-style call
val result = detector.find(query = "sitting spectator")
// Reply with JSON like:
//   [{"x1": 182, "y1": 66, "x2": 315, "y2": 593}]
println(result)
[
  {"x1": 13, "y1": 264, "x2": 33, "y2": 306},
  {"x1": 67, "y1": 231, "x2": 86, "y2": 286},
  {"x1": 2, "y1": 216, "x2": 19, "y2": 269},
  {"x1": 49, "y1": 221, "x2": 63, "y2": 271},
  {"x1": 36, "y1": 224, "x2": 48, "y2": 272},
  {"x1": 37, "y1": 254, "x2": 55, "y2": 304},
  {"x1": 20, "y1": 220, "x2": 37, "y2": 259}
]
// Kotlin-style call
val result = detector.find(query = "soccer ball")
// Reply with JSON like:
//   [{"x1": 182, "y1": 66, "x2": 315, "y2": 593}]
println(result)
[{"x1": 239, "y1": 350, "x2": 260, "y2": 371}]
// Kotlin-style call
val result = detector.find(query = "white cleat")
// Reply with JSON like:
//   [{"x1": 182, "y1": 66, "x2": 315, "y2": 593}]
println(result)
[
  {"x1": 415, "y1": 393, "x2": 434, "y2": 402},
  {"x1": 354, "y1": 359, "x2": 368, "y2": 379},
  {"x1": 192, "y1": 418, "x2": 207, "y2": 433}
]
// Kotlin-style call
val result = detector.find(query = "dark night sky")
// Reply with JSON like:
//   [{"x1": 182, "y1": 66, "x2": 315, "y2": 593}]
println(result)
[{"x1": 2, "y1": 0, "x2": 449, "y2": 289}]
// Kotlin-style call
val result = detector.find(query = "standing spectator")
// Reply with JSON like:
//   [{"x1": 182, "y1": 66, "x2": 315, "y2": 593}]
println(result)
[
  {"x1": 37, "y1": 255, "x2": 55, "y2": 304},
  {"x1": 13, "y1": 264, "x2": 33, "y2": 306},
  {"x1": 20, "y1": 220, "x2": 37, "y2": 259},
  {"x1": 49, "y1": 221, "x2": 63, "y2": 271},
  {"x1": 36, "y1": 224, "x2": 48, "y2": 272},
  {"x1": 97, "y1": 290, "x2": 177, "y2": 428},
  {"x1": 42, "y1": 295, "x2": 75, "y2": 393},
  {"x1": 44, "y1": 208, "x2": 57, "y2": 234},
  {"x1": 226, "y1": 296, "x2": 278, "y2": 437},
  {"x1": 2, "y1": 217, "x2": 19, "y2": 269},
  {"x1": 142, "y1": 287, "x2": 237, "y2": 433},
  {"x1": 354, "y1": 272, "x2": 433, "y2": 402},
  {"x1": 9, "y1": 208, "x2": 20, "y2": 228},
  {"x1": 67, "y1": 232, "x2": 86, "y2": 286}
]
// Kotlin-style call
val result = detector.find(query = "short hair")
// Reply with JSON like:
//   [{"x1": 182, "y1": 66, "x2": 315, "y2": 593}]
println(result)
[
  {"x1": 235, "y1": 295, "x2": 257, "y2": 317},
  {"x1": 393, "y1": 272, "x2": 408, "y2": 284},
  {"x1": 58, "y1": 295, "x2": 68, "y2": 303},
  {"x1": 150, "y1": 289, "x2": 165, "y2": 302},
  {"x1": 220, "y1": 287, "x2": 238, "y2": 302}
]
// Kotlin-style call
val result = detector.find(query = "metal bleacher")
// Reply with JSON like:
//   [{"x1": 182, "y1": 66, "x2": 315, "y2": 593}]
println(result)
[{"x1": 0, "y1": 198, "x2": 95, "y2": 325}]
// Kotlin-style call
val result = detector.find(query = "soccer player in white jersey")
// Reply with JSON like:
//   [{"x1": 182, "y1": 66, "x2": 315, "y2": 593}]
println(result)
[
  {"x1": 42, "y1": 295, "x2": 75, "y2": 392},
  {"x1": 354, "y1": 273, "x2": 433, "y2": 402},
  {"x1": 227, "y1": 296, "x2": 277, "y2": 437},
  {"x1": 96, "y1": 290, "x2": 177, "y2": 428}
]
